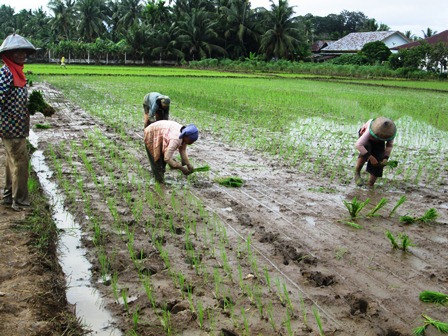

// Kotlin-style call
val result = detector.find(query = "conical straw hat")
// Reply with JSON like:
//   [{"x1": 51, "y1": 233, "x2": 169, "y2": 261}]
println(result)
[{"x1": 369, "y1": 117, "x2": 396, "y2": 141}]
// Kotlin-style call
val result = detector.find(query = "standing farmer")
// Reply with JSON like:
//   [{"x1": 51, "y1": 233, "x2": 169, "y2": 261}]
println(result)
[
  {"x1": 144, "y1": 120, "x2": 198, "y2": 184},
  {"x1": 354, "y1": 117, "x2": 397, "y2": 187},
  {"x1": 142, "y1": 92, "x2": 170, "y2": 128},
  {"x1": 0, "y1": 33, "x2": 36, "y2": 211}
]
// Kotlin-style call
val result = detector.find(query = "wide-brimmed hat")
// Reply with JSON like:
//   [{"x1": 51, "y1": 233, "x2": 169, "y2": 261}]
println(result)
[
  {"x1": 369, "y1": 117, "x2": 397, "y2": 141},
  {"x1": 0, "y1": 33, "x2": 36, "y2": 55},
  {"x1": 179, "y1": 124, "x2": 199, "y2": 142}
]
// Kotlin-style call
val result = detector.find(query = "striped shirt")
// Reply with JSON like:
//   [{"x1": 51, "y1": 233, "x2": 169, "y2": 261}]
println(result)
[{"x1": 0, "y1": 64, "x2": 30, "y2": 138}]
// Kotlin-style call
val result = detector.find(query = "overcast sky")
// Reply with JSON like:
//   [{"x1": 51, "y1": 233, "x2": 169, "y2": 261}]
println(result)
[{"x1": 3, "y1": 0, "x2": 447, "y2": 38}]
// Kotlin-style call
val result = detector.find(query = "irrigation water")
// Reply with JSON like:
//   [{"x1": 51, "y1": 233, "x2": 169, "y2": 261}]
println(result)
[{"x1": 29, "y1": 131, "x2": 121, "y2": 336}]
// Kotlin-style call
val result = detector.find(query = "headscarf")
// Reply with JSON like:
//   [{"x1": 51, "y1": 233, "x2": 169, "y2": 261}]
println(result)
[
  {"x1": 1, "y1": 54, "x2": 27, "y2": 88},
  {"x1": 179, "y1": 124, "x2": 199, "y2": 142}
]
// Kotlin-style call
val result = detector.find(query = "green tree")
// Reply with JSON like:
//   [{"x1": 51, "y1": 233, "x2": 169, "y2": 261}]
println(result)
[
  {"x1": 76, "y1": 0, "x2": 107, "y2": 42},
  {"x1": 259, "y1": 0, "x2": 304, "y2": 60},
  {"x1": 361, "y1": 41, "x2": 391, "y2": 64},
  {"x1": 48, "y1": 0, "x2": 77, "y2": 41}
]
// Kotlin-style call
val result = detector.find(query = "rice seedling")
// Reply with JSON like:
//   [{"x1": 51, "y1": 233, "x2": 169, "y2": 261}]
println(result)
[
  {"x1": 366, "y1": 198, "x2": 388, "y2": 217},
  {"x1": 267, "y1": 302, "x2": 277, "y2": 332},
  {"x1": 283, "y1": 309, "x2": 293, "y2": 336},
  {"x1": 160, "y1": 309, "x2": 172, "y2": 335},
  {"x1": 419, "y1": 290, "x2": 448, "y2": 305},
  {"x1": 343, "y1": 197, "x2": 370, "y2": 218},
  {"x1": 312, "y1": 306, "x2": 325, "y2": 336},
  {"x1": 132, "y1": 306, "x2": 140, "y2": 331},
  {"x1": 385, "y1": 231, "x2": 414, "y2": 251},
  {"x1": 241, "y1": 307, "x2": 249, "y2": 335},
  {"x1": 192, "y1": 165, "x2": 210, "y2": 173},
  {"x1": 214, "y1": 176, "x2": 245, "y2": 187},
  {"x1": 400, "y1": 208, "x2": 439, "y2": 224},
  {"x1": 197, "y1": 301, "x2": 204, "y2": 328},
  {"x1": 34, "y1": 123, "x2": 52, "y2": 129},
  {"x1": 341, "y1": 221, "x2": 363, "y2": 229},
  {"x1": 413, "y1": 314, "x2": 448, "y2": 335},
  {"x1": 389, "y1": 196, "x2": 407, "y2": 217},
  {"x1": 384, "y1": 160, "x2": 398, "y2": 168}
]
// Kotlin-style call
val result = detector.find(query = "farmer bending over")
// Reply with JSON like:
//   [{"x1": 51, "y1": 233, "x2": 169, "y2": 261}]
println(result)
[
  {"x1": 354, "y1": 117, "x2": 396, "y2": 187},
  {"x1": 143, "y1": 92, "x2": 170, "y2": 128},
  {"x1": 144, "y1": 120, "x2": 198, "y2": 184}
]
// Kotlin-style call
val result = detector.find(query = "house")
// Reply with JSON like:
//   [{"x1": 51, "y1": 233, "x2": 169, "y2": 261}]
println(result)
[
  {"x1": 310, "y1": 40, "x2": 336, "y2": 62},
  {"x1": 321, "y1": 31, "x2": 411, "y2": 55},
  {"x1": 391, "y1": 29, "x2": 448, "y2": 50}
]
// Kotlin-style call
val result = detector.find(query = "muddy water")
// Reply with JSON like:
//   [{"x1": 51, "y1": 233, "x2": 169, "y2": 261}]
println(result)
[{"x1": 29, "y1": 131, "x2": 121, "y2": 336}]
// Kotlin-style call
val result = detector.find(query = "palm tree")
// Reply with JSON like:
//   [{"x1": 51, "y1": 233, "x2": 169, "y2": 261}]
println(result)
[
  {"x1": 177, "y1": 8, "x2": 227, "y2": 60},
  {"x1": 259, "y1": 0, "x2": 304, "y2": 60},
  {"x1": 218, "y1": 0, "x2": 259, "y2": 58},
  {"x1": 117, "y1": 0, "x2": 143, "y2": 31},
  {"x1": 422, "y1": 27, "x2": 437, "y2": 38},
  {"x1": 150, "y1": 24, "x2": 185, "y2": 63},
  {"x1": 76, "y1": 0, "x2": 107, "y2": 42},
  {"x1": 48, "y1": 0, "x2": 76, "y2": 40}
]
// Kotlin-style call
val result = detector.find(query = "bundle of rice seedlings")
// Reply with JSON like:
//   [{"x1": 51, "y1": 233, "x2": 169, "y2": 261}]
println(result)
[
  {"x1": 214, "y1": 176, "x2": 244, "y2": 187},
  {"x1": 419, "y1": 290, "x2": 448, "y2": 305},
  {"x1": 28, "y1": 90, "x2": 56, "y2": 117},
  {"x1": 399, "y1": 215, "x2": 416, "y2": 224},
  {"x1": 34, "y1": 123, "x2": 52, "y2": 129},
  {"x1": 385, "y1": 160, "x2": 398, "y2": 168},
  {"x1": 385, "y1": 231, "x2": 399, "y2": 249},
  {"x1": 192, "y1": 165, "x2": 210, "y2": 173}
]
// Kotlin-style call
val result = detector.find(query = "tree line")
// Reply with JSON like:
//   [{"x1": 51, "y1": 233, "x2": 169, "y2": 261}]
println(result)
[{"x1": 1, "y1": 0, "x2": 400, "y2": 63}]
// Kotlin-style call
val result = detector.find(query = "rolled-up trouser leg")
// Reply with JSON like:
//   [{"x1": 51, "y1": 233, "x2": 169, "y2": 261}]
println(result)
[{"x1": 3, "y1": 138, "x2": 29, "y2": 205}]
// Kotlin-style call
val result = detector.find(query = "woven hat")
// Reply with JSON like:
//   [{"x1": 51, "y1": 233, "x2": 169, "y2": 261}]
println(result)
[
  {"x1": 369, "y1": 117, "x2": 396, "y2": 141},
  {"x1": 0, "y1": 33, "x2": 36, "y2": 55}
]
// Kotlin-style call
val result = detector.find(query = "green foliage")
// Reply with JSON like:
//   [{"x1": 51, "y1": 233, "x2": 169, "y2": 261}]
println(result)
[
  {"x1": 384, "y1": 160, "x2": 398, "y2": 168},
  {"x1": 329, "y1": 53, "x2": 368, "y2": 65},
  {"x1": 388, "y1": 196, "x2": 406, "y2": 217},
  {"x1": 419, "y1": 290, "x2": 448, "y2": 305},
  {"x1": 361, "y1": 41, "x2": 391, "y2": 64},
  {"x1": 343, "y1": 197, "x2": 370, "y2": 218}
]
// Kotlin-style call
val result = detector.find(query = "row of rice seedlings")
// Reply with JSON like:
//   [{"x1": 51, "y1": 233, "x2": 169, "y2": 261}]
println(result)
[{"x1": 385, "y1": 231, "x2": 415, "y2": 252}]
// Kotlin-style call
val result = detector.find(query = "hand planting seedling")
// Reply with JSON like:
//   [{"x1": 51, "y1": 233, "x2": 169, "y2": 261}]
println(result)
[
  {"x1": 419, "y1": 290, "x2": 448, "y2": 305},
  {"x1": 214, "y1": 176, "x2": 244, "y2": 187}
]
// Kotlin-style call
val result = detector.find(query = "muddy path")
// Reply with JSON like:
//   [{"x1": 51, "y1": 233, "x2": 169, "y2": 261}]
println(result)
[{"x1": 32, "y1": 82, "x2": 448, "y2": 336}]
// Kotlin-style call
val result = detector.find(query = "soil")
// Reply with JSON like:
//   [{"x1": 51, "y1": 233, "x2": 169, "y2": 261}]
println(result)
[{"x1": 2, "y1": 81, "x2": 447, "y2": 336}]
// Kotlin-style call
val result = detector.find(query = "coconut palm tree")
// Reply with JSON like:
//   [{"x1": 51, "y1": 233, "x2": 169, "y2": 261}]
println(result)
[
  {"x1": 76, "y1": 0, "x2": 107, "y2": 42},
  {"x1": 176, "y1": 8, "x2": 227, "y2": 60},
  {"x1": 48, "y1": 0, "x2": 77, "y2": 41},
  {"x1": 218, "y1": 0, "x2": 259, "y2": 58},
  {"x1": 259, "y1": 0, "x2": 304, "y2": 60},
  {"x1": 422, "y1": 27, "x2": 437, "y2": 38}
]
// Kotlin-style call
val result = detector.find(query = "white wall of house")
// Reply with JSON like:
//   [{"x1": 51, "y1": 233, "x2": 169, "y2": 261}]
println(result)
[{"x1": 383, "y1": 35, "x2": 409, "y2": 49}]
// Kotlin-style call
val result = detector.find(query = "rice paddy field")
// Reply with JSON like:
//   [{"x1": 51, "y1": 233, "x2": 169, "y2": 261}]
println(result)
[{"x1": 26, "y1": 64, "x2": 448, "y2": 335}]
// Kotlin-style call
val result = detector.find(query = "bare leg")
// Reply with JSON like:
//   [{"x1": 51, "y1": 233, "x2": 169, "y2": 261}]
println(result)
[
  {"x1": 368, "y1": 174, "x2": 377, "y2": 188},
  {"x1": 354, "y1": 157, "x2": 367, "y2": 186}
]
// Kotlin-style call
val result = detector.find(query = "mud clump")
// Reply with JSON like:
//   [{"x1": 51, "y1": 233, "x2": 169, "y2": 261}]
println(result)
[{"x1": 302, "y1": 270, "x2": 335, "y2": 287}]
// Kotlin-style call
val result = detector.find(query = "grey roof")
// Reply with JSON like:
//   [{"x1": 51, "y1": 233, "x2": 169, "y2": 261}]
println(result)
[
  {"x1": 322, "y1": 31, "x2": 405, "y2": 52},
  {"x1": 0, "y1": 33, "x2": 36, "y2": 54}
]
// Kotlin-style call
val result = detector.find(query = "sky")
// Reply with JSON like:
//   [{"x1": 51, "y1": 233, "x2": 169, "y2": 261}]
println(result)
[{"x1": 2, "y1": 0, "x2": 447, "y2": 38}]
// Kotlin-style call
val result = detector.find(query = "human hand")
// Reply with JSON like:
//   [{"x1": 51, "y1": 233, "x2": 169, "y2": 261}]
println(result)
[
  {"x1": 380, "y1": 158, "x2": 388, "y2": 167},
  {"x1": 186, "y1": 163, "x2": 194, "y2": 172},
  {"x1": 180, "y1": 166, "x2": 191, "y2": 175},
  {"x1": 369, "y1": 156, "x2": 379, "y2": 167}
]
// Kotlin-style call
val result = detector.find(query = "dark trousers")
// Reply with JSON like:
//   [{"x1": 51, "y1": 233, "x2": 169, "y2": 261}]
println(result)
[
  {"x1": 145, "y1": 146, "x2": 166, "y2": 183},
  {"x1": 360, "y1": 140, "x2": 386, "y2": 177}
]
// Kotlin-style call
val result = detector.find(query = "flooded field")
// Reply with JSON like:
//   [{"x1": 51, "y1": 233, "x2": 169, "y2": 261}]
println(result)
[{"x1": 15, "y1": 81, "x2": 447, "y2": 336}]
